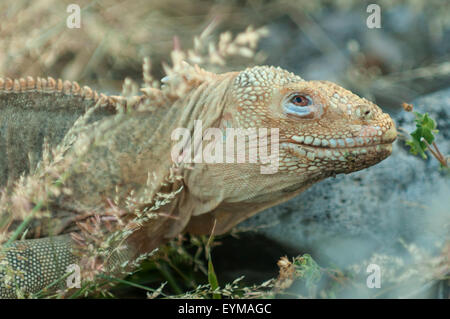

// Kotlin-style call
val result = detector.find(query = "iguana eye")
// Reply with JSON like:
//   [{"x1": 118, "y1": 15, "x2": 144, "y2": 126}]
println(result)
[
  {"x1": 291, "y1": 95, "x2": 311, "y2": 106},
  {"x1": 284, "y1": 94, "x2": 313, "y2": 118}
]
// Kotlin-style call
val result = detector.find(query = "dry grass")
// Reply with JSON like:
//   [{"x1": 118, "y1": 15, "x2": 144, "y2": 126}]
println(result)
[{"x1": 1, "y1": 0, "x2": 448, "y2": 105}]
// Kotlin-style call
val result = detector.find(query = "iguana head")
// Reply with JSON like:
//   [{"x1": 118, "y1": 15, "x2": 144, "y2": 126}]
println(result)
[
  {"x1": 185, "y1": 66, "x2": 397, "y2": 234},
  {"x1": 225, "y1": 66, "x2": 397, "y2": 178}
]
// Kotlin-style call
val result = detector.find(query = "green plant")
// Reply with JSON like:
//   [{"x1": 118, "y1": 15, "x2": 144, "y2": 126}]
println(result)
[{"x1": 403, "y1": 103, "x2": 448, "y2": 170}]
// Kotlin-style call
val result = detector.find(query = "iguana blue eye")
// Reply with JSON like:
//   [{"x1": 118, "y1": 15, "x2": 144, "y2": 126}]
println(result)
[{"x1": 284, "y1": 94, "x2": 313, "y2": 117}]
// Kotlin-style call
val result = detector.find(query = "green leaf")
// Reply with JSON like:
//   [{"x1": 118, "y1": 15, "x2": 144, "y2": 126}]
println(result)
[
  {"x1": 406, "y1": 112, "x2": 438, "y2": 160},
  {"x1": 293, "y1": 254, "x2": 321, "y2": 289}
]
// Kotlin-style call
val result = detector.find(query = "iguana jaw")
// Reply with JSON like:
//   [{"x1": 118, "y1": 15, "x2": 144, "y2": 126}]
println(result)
[
  {"x1": 285, "y1": 124, "x2": 397, "y2": 150},
  {"x1": 281, "y1": 123, "x2": 396, "y2": 175},
  {"x1": 283, "y1": 141, "x2": 393, "y2": 174}
]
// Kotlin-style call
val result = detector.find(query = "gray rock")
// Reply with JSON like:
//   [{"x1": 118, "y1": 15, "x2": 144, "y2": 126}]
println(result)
[{"x1": 237, "y1": 87, "x2": 449, "y2": 275}]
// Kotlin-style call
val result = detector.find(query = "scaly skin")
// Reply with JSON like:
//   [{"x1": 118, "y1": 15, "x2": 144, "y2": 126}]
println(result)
[
  {"x1": 0, "y1": 76, "x2": 119, "y2": 188},
  {"x1": 0, "y1": 66, "x2": 396, "y2": 297}
]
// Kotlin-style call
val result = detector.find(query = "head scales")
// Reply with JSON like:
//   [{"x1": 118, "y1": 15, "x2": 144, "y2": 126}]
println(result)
[{"x1": 226, "y1": 65, "x2": 397, "y2": 178}]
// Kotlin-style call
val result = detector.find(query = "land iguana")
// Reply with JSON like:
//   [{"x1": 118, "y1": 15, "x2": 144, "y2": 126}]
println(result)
[{"x1": 0, "y1": 65, "x2": 397, "y2": 297}]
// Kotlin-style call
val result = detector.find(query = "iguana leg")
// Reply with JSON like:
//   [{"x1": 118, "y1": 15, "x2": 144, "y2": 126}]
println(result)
[
  {"x1": 0, "y1": 233, "x2": 140, "y2": 298},
  {"x1": 0, "y1": 235, "x2": 76, "y2": 298}
]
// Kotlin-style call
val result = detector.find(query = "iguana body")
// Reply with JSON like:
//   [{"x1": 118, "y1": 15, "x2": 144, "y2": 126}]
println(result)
[
  {"x1": 0, "y1": 77, "x2": 117, "y2": 188},
  {"x1": 0, "y1": 66, "x2": 396, "y2": 297}
]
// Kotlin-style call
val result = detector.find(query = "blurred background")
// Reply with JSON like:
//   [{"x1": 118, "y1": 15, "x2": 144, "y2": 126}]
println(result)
[
  {"x1": 1, "y1": 0, "x2": 449, "y2": 298},
  {"x1": 1, "y1": 0, "x2": 449, "y2": 110}
]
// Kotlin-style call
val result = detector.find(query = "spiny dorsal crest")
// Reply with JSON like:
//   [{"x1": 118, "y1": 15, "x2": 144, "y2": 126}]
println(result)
[
  {"x1": 0, "y1": 76, "x2": 130, "y2": 110},
  {"x1": 233, "y1": 66, "x2": 304, "y2": 89}
]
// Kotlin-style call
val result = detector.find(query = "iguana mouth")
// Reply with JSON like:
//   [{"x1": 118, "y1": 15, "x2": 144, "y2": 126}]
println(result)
[
  {"x1": 281, "y1": 125, "x2": 396, "y2": 161},
  {"x1": 285, "y1": 125, "x2": 397, "y2": 150},
  {"x1": 283, "y1": 142, "x2": 393, "y2": 161}
]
